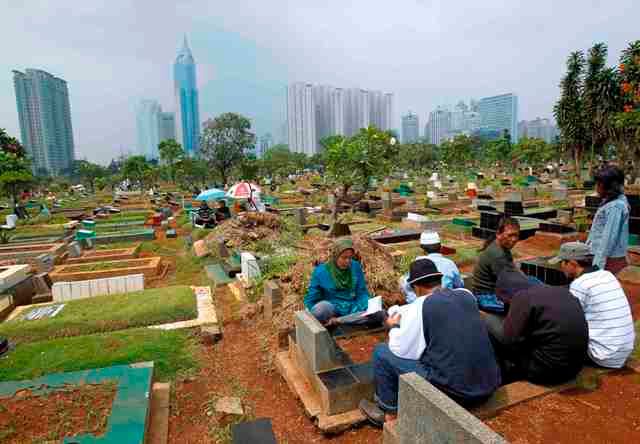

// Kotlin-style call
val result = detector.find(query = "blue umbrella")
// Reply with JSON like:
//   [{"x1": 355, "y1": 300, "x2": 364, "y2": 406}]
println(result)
[{"x1": 195, "y1": 188, "x2": 226, "y2": 201}]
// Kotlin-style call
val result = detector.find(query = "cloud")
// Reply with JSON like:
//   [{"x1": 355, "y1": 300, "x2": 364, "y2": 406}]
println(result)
[{"x1": 0, "y1": 0, "x2": 638, "y2": 164}]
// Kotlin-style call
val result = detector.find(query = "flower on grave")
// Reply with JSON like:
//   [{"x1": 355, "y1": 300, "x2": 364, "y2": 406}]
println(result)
[
  {"x1": 622, "y1": 82, "x2": 633, "y2": 94},
  {"x1": 624, "y1": 104, "x2": 634, "y2": 113}
]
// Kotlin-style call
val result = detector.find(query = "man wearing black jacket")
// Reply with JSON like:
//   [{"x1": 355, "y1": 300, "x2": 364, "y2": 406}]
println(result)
[{"x1": 483, "y1": 270, "x2": 589, "y2": 384}]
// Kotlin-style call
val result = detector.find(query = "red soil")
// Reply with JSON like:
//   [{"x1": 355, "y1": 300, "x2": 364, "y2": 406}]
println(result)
[
  {"x1": 0, "y1": 382, "x2": 116, "y2": 443},
  {"x1": 486, "y1": 370, "x2": 640, "y2": 444}
]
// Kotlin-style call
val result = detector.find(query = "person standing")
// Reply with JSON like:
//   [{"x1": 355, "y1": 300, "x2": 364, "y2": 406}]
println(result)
[
  {"x1": 472, "y1": 217, "x2": 520, "y2": 312},
  {"x1": 552, "y1": 242, "x2": 636, "y2": 368},
  {"x1": 588, "y1": 165, "x2": 630, "y2": 274},
  {"x1": 304, "y1": 238, "x2": 370, "y2": 324},
  {"x1": 358, "y1": 259, "x2": 500, "y2": 427},
  {"x1": 399, "y1": 231, "x2": 464, "y2": 303}
]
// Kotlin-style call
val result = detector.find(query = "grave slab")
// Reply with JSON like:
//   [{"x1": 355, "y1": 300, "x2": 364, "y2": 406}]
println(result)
[
  {"x1": 147, "y1": 382, "x2": 170, "y2": 444},
  {"x1": 397, "y1": 373, "x2": 507, "y2": 444},
  {"x1": 294, "y1": 310, "x2": 343, "y2": 373},
  {"x1": 0, "y1": 264, "x2": 30, "y2": 293},
  {"x1": 263, "y1": 280, "x2": 283, "y2": 320}
]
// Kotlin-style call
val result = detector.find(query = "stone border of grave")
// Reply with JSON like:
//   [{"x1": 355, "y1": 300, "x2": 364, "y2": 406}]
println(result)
[
  {"x1": 0, "y1": 265, "x2": 31, "y2": 293},
  {"x1": 149, "y1": 286, "x2": 219, "y2": 332},
  {"x1": 0, "y1": 242, "x2": 66, "y2": 262},
  {"x1": 64, "y1": 245, "x2": 140, "y2": 265},
  {"x1": 50, "y1": 274, "x2": 145, "y2": 302},
  {"x1": 49, "y1": 256, "x2": 162, "y2": 282}
]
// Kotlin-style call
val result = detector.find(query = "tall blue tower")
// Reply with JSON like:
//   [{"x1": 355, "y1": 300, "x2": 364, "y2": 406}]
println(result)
[{"x1": 174, "y1": 36, "x2": 200, "y2": 156}]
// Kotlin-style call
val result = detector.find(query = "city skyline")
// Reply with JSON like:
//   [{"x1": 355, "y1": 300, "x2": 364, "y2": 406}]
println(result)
[
  {"x1": 1, "y1": 2, "x2": 638, "y2": 164},
  {"x1": 287, "y1": 82, "x2": 393, "y2": 155}
]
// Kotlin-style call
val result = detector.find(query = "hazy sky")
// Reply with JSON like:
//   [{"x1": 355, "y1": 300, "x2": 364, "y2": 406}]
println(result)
[{"x1": 1, "y1": 1, "x2": 637, "y2": 164}]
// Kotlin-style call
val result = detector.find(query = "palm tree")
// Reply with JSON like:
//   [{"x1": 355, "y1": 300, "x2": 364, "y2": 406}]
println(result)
[
  {"x1": 554, "y1": 51, "x2": 589, "y2": 181},
  {"x1": 583, "y1": 43, "x2": 622, "y2": 172}
]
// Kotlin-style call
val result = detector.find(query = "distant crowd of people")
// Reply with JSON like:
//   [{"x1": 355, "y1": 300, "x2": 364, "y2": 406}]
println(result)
[{"x1": 303, "y1": 165, "x2": 635, "y2": 427}]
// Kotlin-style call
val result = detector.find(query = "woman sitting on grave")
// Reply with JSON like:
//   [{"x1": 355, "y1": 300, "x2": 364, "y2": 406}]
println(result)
[
  {"x1": 304, "y1": 238, "x2": 370, "y2": 325},
  {"x1": 471, "y1": 217, "x2": 520, "y2": 313},
  {"x1": 587, "y1": 165, "x2": 630, "y2": 275}
]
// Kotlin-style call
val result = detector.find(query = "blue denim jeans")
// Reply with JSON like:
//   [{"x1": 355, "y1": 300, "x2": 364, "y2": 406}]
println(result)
[
  {"x1": 373, "y1": 343, "x2": 426, "y2": 412},
  {"x1": 310, "y1": 301, "x2": 336, "y2": 323}
]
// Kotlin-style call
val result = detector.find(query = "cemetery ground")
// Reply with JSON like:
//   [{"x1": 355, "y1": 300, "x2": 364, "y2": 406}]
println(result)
[{"x1": 1, "y1": 181, "x2": 640, "y2": 443}]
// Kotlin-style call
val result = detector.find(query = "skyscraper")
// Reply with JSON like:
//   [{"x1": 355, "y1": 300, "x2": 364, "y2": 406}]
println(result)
[
  {"x1": 287, "y1": 82, "x2": 393, "y2": 155},
  {"x1": 287, "y1": 82, "x2": 317, "y2": 155},
  {"x1": 13, "y1": 69, "x2": 75, "y2": 175},
  {"x1": 158, "y1": 112, "x2": 176, "y2": 143},
  {"x1": 479, "y1": 93, "x2": 518, "y2": 143},
  {"x1": 427, "y1": 108, "x2": 451, "y2": 145},
  {"x1": 136, "y1": 99, "x2": 161, "y2": 159},
  {"x1": 174, "y1": 36, "x2": 200, "y2": 156},
  {"x1": 401, "y1": 112, "x2": 420, "y2": 143}
]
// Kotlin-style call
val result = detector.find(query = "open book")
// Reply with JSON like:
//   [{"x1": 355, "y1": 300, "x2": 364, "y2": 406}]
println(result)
[{"x1": 334, "y1": 296, "x2": 384, "y2": 325}]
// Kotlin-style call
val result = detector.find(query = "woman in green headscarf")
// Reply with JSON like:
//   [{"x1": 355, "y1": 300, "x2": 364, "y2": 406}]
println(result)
[{"x1": 304, "y1": 238, "x2": 371, "y2": 324}]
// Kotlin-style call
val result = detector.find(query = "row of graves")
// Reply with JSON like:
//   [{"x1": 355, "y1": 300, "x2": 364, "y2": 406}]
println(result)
[{"x1": 0, "y1": 190, "x2": 222, "y2": 443}]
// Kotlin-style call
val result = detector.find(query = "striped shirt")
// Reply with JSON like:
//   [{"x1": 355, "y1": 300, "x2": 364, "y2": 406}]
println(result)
[{"x1": 569, "y1": 270, "x2": 635, "y2": 368}]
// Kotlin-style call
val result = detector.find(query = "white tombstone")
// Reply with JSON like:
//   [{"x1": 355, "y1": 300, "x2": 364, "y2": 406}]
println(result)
[{"x1": 241, "y1": 252, "x2": 261, "y2": 282}]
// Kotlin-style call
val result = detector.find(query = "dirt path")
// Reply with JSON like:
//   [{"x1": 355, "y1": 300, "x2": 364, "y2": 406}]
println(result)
[{"x1": 168, "y1": 287, "x2": 382, "y2": 444}]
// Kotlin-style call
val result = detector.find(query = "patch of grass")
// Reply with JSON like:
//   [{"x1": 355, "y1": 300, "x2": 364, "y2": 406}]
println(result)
[
  {"x1": 0, "y1": 328, "x2": 199, "y2": 382},
  {"x1": 247, "y1": 254, "x2": 298, "y2": 303},
  {"x1": 63, "y1": 259, "x2": 148, "y2": 273},
  {"x1": 0, "y1": 286, "x2": 197, "y2": 345},
  {"x1": 452, "y1": 247, "x2": 479, "y2": 266}
]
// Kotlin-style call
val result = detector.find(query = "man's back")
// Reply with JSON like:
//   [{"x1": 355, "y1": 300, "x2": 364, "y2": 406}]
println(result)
[
  {"x1": 504, "y1": 284, "x2": 588, "y2": 383},
  {"x1": 421, "y1": 288, "x2": 501, "y2": 401},
  {"x1": 570, "y1": 269, "x2": 635, "y2": 368}
]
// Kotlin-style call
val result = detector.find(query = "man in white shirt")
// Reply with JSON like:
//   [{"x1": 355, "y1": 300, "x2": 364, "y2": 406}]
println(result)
[
  {"x1": 551, "y1": 242, "x2": 635, "y2": 368},
  {"x1": 359, "y1": 259, "x2": 501, "y2": 427},
  {"x1": 399, "y1": 231, "x2": 464, "y2": 303}
]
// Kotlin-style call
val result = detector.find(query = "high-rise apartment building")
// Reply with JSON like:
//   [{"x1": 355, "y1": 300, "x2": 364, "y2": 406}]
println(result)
[
  {"x1": 287, "y1": 82, "x2": 393, "y2": 154},
  {"x1": 401, "y1": 112, "x2": 420, "y2": 143},
  {"x1": 136, "y1": 99, "x2": 162, "y2": 160},
  {"x1": 518, "y1": 118, "x2": 558, "y2": 144},
  {"x1": 287, "y1": 82, "x2": 317, "y2": 156},
  {"x1": 174, "y1": 36, "x2": 200, "y2": 156},
  {"x1": 158, "y1": 112, "x2": 176, "y2": 143},
  {"x1": 427, "y1": 108, "x2": 451, "y2": 145},
  {"x1": 136, "y1": 101, "x2": 176, "y2": 160},
  {"x1": 13, "y1": 69, "x2": 75, "y2": 175},
  {"x1": 479, "y1": 93, "x2": 518, "y2": 143}
]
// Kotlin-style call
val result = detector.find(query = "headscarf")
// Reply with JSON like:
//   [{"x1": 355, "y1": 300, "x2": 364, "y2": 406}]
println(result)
[
  {"x1": 495, "y1": 270, "x2": 542, "y2": 305},
  {"x1": 326, "y1": 238, "x2": 355, "y2": 290}
]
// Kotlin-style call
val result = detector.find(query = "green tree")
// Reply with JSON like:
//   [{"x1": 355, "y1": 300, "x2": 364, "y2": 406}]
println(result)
[
  {"x1": 175, "y1": 157, "x2": 209, "y2": 190},
  {"x1": 158, "y1": 139, "x2": 184, "y2": 183},
  {"x1": 199, "y1": 113, "x2": 255, "y2": 185},
  {"x1": 584, "y1": 43, "x2": 621, "y2": 170},
  {"x1": 121, "y1": 155, "x2": 151, "y2": 188},
  {"x1": 72, "y1": 160, "x2": 106, "y2": 193},
  {"x1": 612, "y1": 40, "x2": 640, "y2": 181},
  {"x1": 0, "y1": 128, "x2": 25, "y2": 157},
  {"x1": 324, "y1": 126, "x2": 397, "y2": 232},
  {"x1": 439, "y1": 134, "x2": 476, "y2": 168},
  {"x1": 0, "y1": 151, "x2": 34, "y2": 211},
  {"x1": 511, "y1": 137, "x2": 556, "y2": 167},
  {"x1": 396, "y1": 142, "x2": 437, "y2": 172},
  {"x1": 554, "y1": 51, "x2": 589, "y2": 179},
  {"x1": 484, "y1": 130, "x2": 512, "y2": 169}
]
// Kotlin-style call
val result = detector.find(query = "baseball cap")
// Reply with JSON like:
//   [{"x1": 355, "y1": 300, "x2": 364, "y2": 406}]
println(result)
[
  {"x1": 420, "y1": 231, "x2": 441, "y2": 246},
  {"x1": 548, "y1": 242, "x2": 593, "y2": 264},
  {"x1": 408, "y1": 258, "x2": 443, "y2": 286}
]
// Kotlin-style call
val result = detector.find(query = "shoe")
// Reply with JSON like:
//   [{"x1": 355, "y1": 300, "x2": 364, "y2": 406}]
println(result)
[{"x1": 359, "y1": 399, "x2": 384, "y2": 428}]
